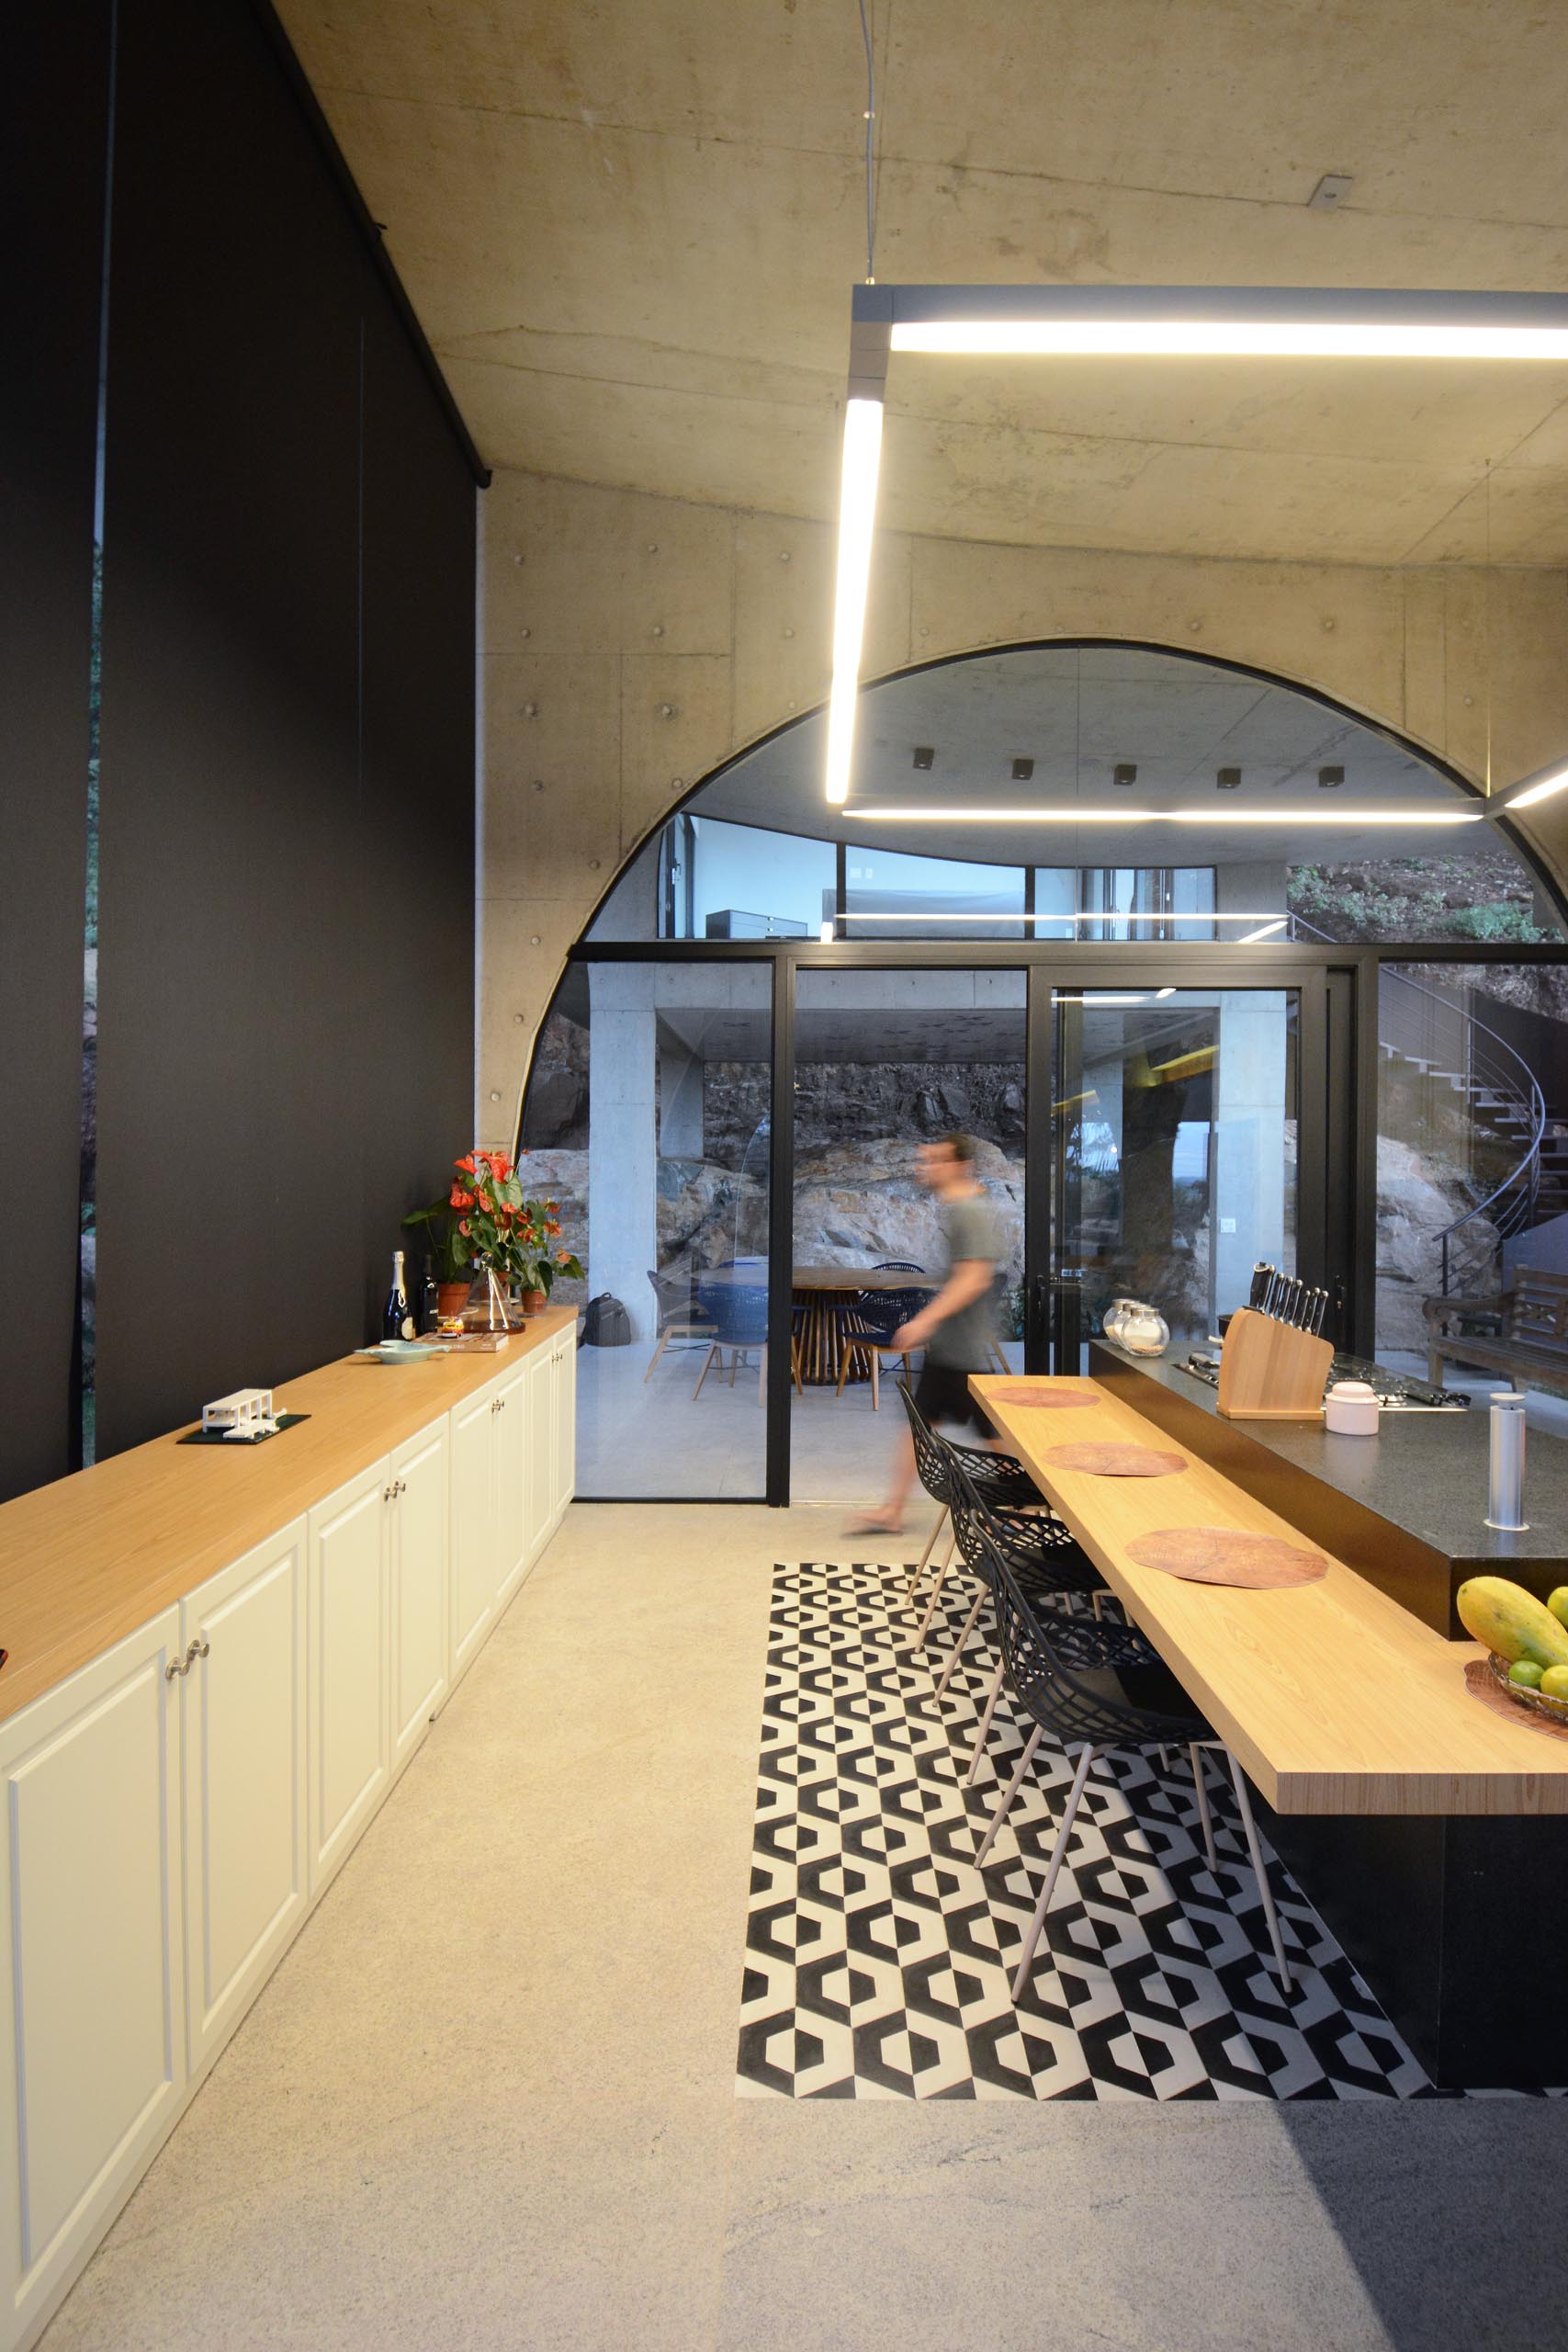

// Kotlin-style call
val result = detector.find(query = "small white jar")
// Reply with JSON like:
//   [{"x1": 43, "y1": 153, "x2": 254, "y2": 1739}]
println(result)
[{"x1": 1324, "y1": 1378, "x2": 1379, "y2": 1436}]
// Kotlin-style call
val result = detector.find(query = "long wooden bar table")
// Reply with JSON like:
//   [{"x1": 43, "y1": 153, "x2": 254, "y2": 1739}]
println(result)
[{"x1": 970, "y1": 1371, "x2": 1568, "y2": 2085}]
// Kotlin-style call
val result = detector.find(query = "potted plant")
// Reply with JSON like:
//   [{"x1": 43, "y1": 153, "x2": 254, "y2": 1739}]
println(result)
[
  {"x1": 401, "y1": 1187, "x2": 478, "y2": 1321},
  {"x1": 408, "y1": 1153, "x2": 581, "y2": 1321}
]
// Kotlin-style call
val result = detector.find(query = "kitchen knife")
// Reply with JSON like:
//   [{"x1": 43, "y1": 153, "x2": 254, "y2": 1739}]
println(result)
[{"x1": 1248, "y1": 1262, "x2": 1269, "y2": 1312}]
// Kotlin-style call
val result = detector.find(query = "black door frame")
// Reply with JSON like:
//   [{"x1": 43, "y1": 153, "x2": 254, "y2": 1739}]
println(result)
[{"x1": 558, "y1": 934, "x2": 1568, "y2": 1503}]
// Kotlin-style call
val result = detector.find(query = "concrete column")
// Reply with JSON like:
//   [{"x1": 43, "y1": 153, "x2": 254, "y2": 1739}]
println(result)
[
  {"x1": 1213, "y1": 990, "x2": 1289, "y2": 1318},
  {"x1": 658, "y1": 1029, "x2": 705, "y2": 1159},
  {"x1": 587, "y1": 965, "x2": 658, "y2": 1340}
]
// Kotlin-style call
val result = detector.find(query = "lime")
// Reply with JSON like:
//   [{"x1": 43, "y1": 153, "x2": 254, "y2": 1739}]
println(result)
[
  {"x1": 1540, "y1": 1666, "x2": 1568, "y2": 1702},
  {"x1": 1509, "y1": 1658, "x2": 1546, "y2": 1690}
]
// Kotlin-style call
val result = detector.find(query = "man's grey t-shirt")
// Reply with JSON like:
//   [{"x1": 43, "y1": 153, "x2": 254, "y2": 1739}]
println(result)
[{"x1": 927, "y1": 1191, "x2": 1001, "y2": 1368}]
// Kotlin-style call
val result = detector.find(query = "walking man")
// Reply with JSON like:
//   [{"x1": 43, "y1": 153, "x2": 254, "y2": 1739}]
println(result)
[{"x1": 849, "y1": 1132, "x2": 1002, "y2": 1536}]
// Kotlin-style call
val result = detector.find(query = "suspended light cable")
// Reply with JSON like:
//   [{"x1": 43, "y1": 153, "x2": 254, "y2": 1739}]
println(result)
[{"x1": 856, "y1": 0, "x2": 877, "y2": 282}]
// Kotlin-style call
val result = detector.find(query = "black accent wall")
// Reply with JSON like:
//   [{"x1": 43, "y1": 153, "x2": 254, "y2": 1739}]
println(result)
[
  {"x1": 1, "y1": 2, "x2": 480, "y2": 1490},
  {"x1": 0, "y1": 9, "x2": 112, "y2": 1500}
]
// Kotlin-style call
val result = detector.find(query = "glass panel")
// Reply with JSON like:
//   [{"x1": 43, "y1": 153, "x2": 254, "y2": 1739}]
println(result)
[
  {"x1": 518, "y1": 961, "x2": 772, "y2": 1497},
  {"x1": 789, "y1": 969, "x2": 1027, "y2": 1501},
  {"x1": 689, "y1": 815, "x2": 834, "y2": 939},
  {"x1": 1055, "y1": 986, "x2": 1299, "y2": 1363},
  {"x1": 1375, "y1": 964, "x2": 1568, "y2": 1389},
  {"x1": 1290, "y1": 851, "x2": 1564, "y2": 945},
  {"x1": 842, "y1": 843, "x2": 1025, "y2": 939}
]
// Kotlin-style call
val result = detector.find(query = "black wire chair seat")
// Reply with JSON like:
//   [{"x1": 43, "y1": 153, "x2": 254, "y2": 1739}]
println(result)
[
  {"x1": 925, "y1": 1452, "x2": 1113, "y2": 1763},
  {"x1": 834, "y1": 1283, "x2": 934, "y2": 1409},
  {"x1": 965, "y1": 1510, "x2": 1293, "y2": 2001}
]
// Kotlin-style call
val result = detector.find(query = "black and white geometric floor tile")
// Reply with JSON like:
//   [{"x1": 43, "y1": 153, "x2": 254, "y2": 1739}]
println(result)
[{"x1": 737, "y1": 1560, "x2": 1439, "y2": 2104}]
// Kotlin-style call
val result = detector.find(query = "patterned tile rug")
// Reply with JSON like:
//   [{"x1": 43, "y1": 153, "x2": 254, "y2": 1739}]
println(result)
[{"x1": 737, "y1": 1559, "x2": 1439, "y2": 2103}]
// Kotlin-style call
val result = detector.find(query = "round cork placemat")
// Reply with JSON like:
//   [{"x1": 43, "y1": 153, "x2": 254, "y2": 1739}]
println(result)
[
  {"x1": 990, "y1": 1385, "x2": 1099, "y2": 1409},
  {"x1": 1043, "y1": 1442, "x2": 1188, "y2": 1478},
  {"x1": 1464, "y1": 1658, "x2": 1568, "y2": 1743},
  {"x1": 1126, "y1": 1526, "x2": 1327, "y2": 1588}
]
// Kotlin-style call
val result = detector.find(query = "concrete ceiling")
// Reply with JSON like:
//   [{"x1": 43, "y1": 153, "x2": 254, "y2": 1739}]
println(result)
[
  {"x1": 279, "y1": 1, "x2": 1568, "y2": 563},
  {"x1": 696, "y1": 644, "x2": 1522, "y2": 867}
]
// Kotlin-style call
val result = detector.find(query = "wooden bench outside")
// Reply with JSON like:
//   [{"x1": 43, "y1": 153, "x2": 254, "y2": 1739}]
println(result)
[{"x1": 1424, "y1": 1262, "x2": 1568, "y2": 1397}]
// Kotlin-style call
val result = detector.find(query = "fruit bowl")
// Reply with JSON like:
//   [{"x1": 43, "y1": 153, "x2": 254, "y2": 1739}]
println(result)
[{"x1": 1485, "y1": 1651, "x2": 1568, "y2": 1725}]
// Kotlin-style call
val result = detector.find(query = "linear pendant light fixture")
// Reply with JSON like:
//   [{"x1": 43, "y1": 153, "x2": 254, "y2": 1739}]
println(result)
[{"x1": 824, "y1": 284, "x2": 1568, "y2": 808}]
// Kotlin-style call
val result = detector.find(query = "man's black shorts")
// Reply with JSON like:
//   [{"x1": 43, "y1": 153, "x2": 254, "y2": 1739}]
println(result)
[{"x1": 912, "y1": 1361, "x2": 991, "y2": 1437}]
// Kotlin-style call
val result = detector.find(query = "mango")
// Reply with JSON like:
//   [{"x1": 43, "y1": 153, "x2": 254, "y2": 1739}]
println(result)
[
  {"x1": 1510, "y1": 1658, "x2": 1546, "y2": 1690},
  {"x1": 1549, "y1": 1588, "x2": 1568, "y2": 1634},
  {"x1": 1457, "y1": 1577, "x2": 1568, "y2": 1670},
  {"x1": 1541, "y1": 1666, "x2": 1568, "y2": 1702}
]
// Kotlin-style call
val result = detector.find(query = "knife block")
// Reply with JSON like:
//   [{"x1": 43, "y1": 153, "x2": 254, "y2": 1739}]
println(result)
[{"x1": 1216, "y1": 1306, "x2": 1334, "y2": 1420}]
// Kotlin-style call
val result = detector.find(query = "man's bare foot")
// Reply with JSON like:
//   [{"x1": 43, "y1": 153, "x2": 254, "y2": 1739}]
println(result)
[{"x1": 843, "y1": 1510, "x2": 903, "y2": 1536}]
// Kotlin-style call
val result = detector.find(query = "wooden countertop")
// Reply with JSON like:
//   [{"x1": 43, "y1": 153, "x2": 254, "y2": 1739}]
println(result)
[
  {"x1": 0, "y1": 1311, "x2": 576, "y2": 1726},
  {"x1": 972, "y1": 1373, "x2": 1568, "y2": 1818}
]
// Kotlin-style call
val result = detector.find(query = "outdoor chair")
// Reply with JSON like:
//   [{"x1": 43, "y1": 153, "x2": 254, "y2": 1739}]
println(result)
[
  {"x1": 641, "y1": 1267, "x2": 716, "y2": 1383},
  {"x1": 833, "y1": 1281, "x2": 931, "y2": 1408},
  {"x1": 691, "y1": 1275, "x2": 801, "y2": 1404}
]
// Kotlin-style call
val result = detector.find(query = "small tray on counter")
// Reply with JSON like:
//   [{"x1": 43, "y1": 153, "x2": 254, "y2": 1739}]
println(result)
[{"x1": 178, "y1": 1413, "x2": 310, "y2": 1446}]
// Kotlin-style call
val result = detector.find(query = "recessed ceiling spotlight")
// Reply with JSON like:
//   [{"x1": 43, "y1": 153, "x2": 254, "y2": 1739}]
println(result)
[
  {"x1": 1113, "y1": 763, "x2": 1137, "y2": 788},
  {"x1": 1011, "y1": 756, "x2": 1034, "y2": 782},
  {"x1": 1217, "y1": 766, "x2": 1242, "y2": 790},
  {"x1": 1318, "y1": 764, "x2": 1345, "y2": 789},
  {"x1": 912, "y1": 745, "x2": 934, "y2": 771}
]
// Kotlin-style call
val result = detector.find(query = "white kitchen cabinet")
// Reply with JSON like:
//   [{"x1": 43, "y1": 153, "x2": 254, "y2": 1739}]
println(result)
[
  {"x1": 389, "y1": 1417, "x2": 449, "y2": 1775},
  {"x1": 493, "y1": 1360, "x2": 531, "y2": 1610},
  {"x1": 0, "y1": 1611, "x2": 186, "y2": 2352},
  {"x1": 306, "y1": 1460, "x2": 390, "y2": 1895},
  {"x1": 524, "y1": 1345, "x2": 554, "y2": 1565},
  {"x1": 551, "y1": 1330, "x2": 576, "y2": 1526},
  {"x1": 448, "y1": 1386, "x2": 497, "y2": 1684},
  {"x1": 179, "y1": 1520, "x2": 308, "y2": 2080}
]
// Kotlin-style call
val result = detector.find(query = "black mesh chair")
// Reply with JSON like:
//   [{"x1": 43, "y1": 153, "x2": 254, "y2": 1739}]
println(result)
[
  {"x1": 932, "y1": 1444, "x2": 1109, "y2": 1776},
  {"x1": 874, "y1": 1259, "x2": 925, "y2": 1272},
  {"x1": 965, "y1": 1499, "x2": 1292, "y2": 2000},
  {"x1": 641, "y1": 1267, "x2": 715, "y2": 1383},
  {"x1": 897, "y1": 1377, "x2": 1037, "y2": 1602},
  {"x1": 834, "y1": 1282, "x2": 931, "y2": 1408}
]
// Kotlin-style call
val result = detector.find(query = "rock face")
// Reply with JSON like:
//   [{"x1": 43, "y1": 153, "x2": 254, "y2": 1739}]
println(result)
[
  {"x1": 705, "y1": 1059, "x2": 1029, "y2": 1169},
  {"x1": 1375, "y1": 1135, "x2": 1496, "y2": 1352},
  {"x1": 792, "y1": 1137, "x2": 1025, "y2": 1292}
]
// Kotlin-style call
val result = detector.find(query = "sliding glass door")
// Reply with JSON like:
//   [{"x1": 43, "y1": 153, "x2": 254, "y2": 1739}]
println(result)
[{"x1": 1044, "y1": 980, "x2": 1304, "y2": 1370}]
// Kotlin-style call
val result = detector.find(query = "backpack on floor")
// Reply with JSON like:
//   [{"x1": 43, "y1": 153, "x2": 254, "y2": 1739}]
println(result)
[{"x1": 581, "y1": 1293, "x2": 631, "y2": 1347}]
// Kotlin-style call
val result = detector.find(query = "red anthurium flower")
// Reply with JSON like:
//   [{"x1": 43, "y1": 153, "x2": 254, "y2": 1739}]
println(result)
[
  {"x1": 449, "y1": 1185, "x2": 475, "y2": 1210},
  {"x1": 458, "y1": 1218, "x2": 471, "y2": 1238},
  {"x1": 454, "y1": 1153, "x2": 477, "y2": 1175}
]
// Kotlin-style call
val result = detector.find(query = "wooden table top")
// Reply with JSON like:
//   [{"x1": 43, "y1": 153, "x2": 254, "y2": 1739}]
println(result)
[
  {"x1": 0, "y1": 1309, "x2": 577, "y2": 1727},
  {"x1": 971, "y1": 1373, "x2": 1568, "y2": 1817},
  {"x1": 695, "y1": 1264, "x2": 938, "y2": 1293}
]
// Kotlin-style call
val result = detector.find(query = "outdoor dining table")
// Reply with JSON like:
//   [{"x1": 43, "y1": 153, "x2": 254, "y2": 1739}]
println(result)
[{"x1": 695, "y1": 1262, "x2": 939, "y2": 1385}]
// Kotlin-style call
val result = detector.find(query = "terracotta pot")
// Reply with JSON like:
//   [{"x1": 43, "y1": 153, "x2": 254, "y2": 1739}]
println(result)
[
  {"x1": 436, "y1": 1281, "x2": 472, "y2": 1320},
  {"x1": 520, "y1": 1288, "x2": 547, "y2": 1317}
]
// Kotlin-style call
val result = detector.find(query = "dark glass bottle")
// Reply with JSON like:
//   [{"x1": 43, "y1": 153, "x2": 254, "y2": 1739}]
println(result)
[
  {"x1": 419, "y1": 1261, "x2": 439, "y2": 1336},
  {"x1": 383, "y1": 1250, "x2": 413, "y2": 1341}
]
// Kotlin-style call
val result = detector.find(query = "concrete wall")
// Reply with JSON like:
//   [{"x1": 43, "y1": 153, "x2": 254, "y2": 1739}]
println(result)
[{"x1": 479, "y1": 468, "x2": 1568, "y2": 1149}]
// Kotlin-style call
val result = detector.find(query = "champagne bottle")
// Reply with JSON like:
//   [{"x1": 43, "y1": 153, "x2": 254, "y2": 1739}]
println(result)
[{"x1": 383, "y1": 1250, "x2": 413, "y2": 1342}]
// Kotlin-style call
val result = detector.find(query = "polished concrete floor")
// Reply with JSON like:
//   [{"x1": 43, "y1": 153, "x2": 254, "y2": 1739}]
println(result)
[
  {"x1": 42, "y1": 1503, "x2": 1568, "y2": 2350},
  {"x1": 578, "y1": 1336, "x2": 1024, "y2": 1503}
]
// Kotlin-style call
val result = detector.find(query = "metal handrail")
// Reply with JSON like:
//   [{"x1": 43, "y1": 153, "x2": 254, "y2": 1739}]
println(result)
[
  {"x1": 1382, "y1": 965, "x2": 1544, "y2": 1294},
  {"x1": 1286, "y1": 915, "x2": 1545, "y2": 1293}
]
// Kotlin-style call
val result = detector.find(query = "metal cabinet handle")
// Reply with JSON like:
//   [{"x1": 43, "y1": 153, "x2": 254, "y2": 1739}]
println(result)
[{"x1": 165, "y1": 1636, "x2": 209, "y2": 1680}]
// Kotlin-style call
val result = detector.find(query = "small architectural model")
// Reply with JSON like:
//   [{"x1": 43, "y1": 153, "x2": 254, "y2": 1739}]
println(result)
[{"x1": 200, "y1": 1388, "x2": 278, "y2": 1440}]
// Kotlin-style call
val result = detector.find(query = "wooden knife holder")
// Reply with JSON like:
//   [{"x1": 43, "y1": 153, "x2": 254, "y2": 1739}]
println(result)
[{"x1": 1216, "y1": 1306, "x2": 1334, "y2": 1420}]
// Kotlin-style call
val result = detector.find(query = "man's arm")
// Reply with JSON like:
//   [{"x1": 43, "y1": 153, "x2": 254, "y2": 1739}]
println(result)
[{"x1": 891, "y1": 1259, "x2": 993, "y2": 1351}]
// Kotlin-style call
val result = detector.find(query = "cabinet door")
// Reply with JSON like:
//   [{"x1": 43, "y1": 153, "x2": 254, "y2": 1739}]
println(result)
[
  {"x1": 307, "y1": 1461, "x2": 390, "y2": 1895},
  {"x1": 449, "y1": 1385, "x2": 497, "y2": 1684},
  {"x1": 391, "y1": 1417, "x2": 449, "y2": 1772},
  {"x1": 0, "y1": 1610, "x2": 185, "y2": 2348},
  {"x1": 493, "y1": 1363, "x2": 531, "y2": 1611},
  {"x1": 181, "y1": 1521, "x2": 308, "y2": 2078},
  {"x1": 552, "y1": 1333, "x2": 576, "y2": 1523},
  {"x1": 523, "y1": 1348, "x2": 553, "y2": 1565}
]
